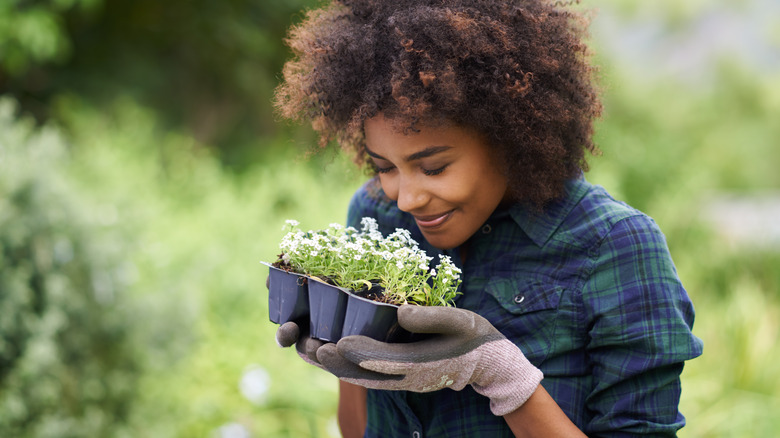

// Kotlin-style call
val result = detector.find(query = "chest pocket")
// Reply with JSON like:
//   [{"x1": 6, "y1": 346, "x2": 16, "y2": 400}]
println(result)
[{"x1": 483, "y1": 277, "x2": 565, "y2": 364}]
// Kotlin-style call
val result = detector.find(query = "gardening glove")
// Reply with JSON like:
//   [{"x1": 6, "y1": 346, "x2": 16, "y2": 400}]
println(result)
[
  {"x1": 275, "y1": 321, "x2": 327, "y2": 369},
  {"x1": 316, "y1": 305, "x2": 544, "y2": 416}
]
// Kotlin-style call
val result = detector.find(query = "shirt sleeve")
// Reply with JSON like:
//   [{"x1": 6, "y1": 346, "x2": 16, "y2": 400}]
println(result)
[
  {"x1": 346, "y1": 186, "x2": 368, "y2": 229},
  {"x1": 346, "y1": 179, "x2": 382, "y2": 229},
  {"x1": 582, "y1": 214, "x2": 703, "y2": 437}
]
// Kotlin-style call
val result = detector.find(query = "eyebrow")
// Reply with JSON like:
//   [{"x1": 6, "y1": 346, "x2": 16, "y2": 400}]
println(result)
[{"x1": 365, "y1": 145, "x2": 452, "y2": 162}]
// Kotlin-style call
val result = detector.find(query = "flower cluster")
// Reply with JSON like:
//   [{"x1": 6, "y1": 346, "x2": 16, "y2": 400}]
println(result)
[{"x1": 276, "y1": 218, "x2": 461, "y2": 306}]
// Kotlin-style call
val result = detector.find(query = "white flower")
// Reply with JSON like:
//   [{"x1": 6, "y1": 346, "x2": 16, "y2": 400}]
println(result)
[
  {"x1": 345, "y1": 242, "x2": 361, "y2": 252},
  {"x1": 284, "y1": 219, "x2": 299, "y2": 228},
  {"x1": 273, "y1": 217, "x2": 460, "y2": 307},
  {"x1": 361, "y1": 217, "x2": 379, "y2": 233}
]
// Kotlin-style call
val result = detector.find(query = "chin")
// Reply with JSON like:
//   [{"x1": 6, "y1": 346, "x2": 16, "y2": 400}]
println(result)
[{"x1": 421, "y1": 234, "x2": 461, "y2": 251}]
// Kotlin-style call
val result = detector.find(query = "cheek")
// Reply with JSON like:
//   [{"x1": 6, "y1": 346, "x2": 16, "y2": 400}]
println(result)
[
  {"x1": 440, "y1": 174, "x2": 486, "y2": 205},
  {"x1": 452, "y1": 171, "x2": 506, "y2": 210}
]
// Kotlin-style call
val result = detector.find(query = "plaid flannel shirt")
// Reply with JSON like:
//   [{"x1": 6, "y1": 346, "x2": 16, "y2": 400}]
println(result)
[{"x1": 345, "y1": 176, "x2": 703, "y2": 437}]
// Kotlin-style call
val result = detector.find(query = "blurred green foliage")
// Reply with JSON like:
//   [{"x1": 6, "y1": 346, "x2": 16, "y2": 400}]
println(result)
[
  {"x1": 1, "y1": 1, "x2": 779, "y2": 437},
  {"x1": 0, "y1": 97, "x2": 146, "y2": 436},
  {"x1": 0, "y1": 0, "x2": 99, "y2": 76},
  {"x1": 51, "y1": 94, "x2": 363, "y2": 436},
  {"x1": 1, "y1": 0, "x2": 319, "y2": 156}
]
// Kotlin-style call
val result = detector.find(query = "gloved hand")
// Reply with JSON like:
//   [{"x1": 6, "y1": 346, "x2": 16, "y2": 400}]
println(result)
[
  {"x1": 275, "y1": 321, "x2": 326, "y2": 369},
  {"x1": 316, "y1": 305, "x2": 544, "y2": 416},
  {"x1": 268, "y1": 273, "x2": 326, "y2": 369}
]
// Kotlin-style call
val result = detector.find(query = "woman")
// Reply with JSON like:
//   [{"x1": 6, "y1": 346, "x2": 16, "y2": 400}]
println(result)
[{"x1": 273, "y1": 0, "x2": 703, "y2": 436}]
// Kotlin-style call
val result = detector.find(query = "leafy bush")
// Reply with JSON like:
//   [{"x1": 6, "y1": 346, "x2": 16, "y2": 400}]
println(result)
[
  {"x1": 0, "y1": 97, "x2": 147, "y2": 436},
  {"x1": 0, "y1": 0, "x2": 99, "y2": 77},
  {"x1": 46, "y1": 95, "x2": 364, "y2": 437},
  {"x1": 0, "y1": 0, "x2": 321, "y2": 152}
]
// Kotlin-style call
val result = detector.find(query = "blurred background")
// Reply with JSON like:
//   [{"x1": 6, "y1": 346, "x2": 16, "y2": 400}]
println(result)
[{"x1": 1, "y1": 0, "x2": 778, "y2": 436}]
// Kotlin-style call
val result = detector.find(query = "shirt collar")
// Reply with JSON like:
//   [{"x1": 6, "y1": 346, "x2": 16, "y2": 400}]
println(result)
[{"x1": 506, "y1": 176, "x2": 591, "y2": 247}]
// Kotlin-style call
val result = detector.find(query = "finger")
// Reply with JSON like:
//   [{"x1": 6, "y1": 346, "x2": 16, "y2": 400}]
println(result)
[
  {"x1": 337, "y1": 335, "x2": 448, "y2": 370},
  {"x1": 317, "y1": 343, "x2": 403, "y2": 383},
  {"x1": 397, "y1": 305, "x2": 482, "y2": 335},
  {"x1": 301, "y1": 337, "x2": 325, "y2": 364},
  {"x1": 276, "y1": 322, "x2": 300, "y2": 347}
]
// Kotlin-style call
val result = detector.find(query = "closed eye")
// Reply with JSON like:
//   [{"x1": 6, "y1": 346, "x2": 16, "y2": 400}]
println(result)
[
  {"x1": 371, "y1": 161, "x2": 395, "y2": 174},
  {"x1": 422, "y1": 165, "x2": 448, "y2": 176}
]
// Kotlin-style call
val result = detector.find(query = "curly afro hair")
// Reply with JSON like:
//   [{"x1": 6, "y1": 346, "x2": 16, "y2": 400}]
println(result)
[{"x1": 275, "y1": 0, "x2": 602, "y2": 207}]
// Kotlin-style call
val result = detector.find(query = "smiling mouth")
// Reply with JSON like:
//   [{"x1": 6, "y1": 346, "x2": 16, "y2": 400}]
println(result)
[{"x1": 413, "y1": 210, "x2": 454, "y2": 229}]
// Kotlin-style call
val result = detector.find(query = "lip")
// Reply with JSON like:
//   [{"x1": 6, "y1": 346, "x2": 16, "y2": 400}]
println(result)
[{"x1": 413, "y1": 210, "x2": 454, "y2": 229}]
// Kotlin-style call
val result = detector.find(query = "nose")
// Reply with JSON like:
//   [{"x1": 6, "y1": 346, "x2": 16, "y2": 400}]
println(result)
[{"x1": 395, "y1": 174, "x2": 429, "y2": 213}]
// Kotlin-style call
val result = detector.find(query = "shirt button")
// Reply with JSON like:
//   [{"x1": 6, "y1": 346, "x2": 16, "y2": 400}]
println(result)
[
  {"x1": 481, "y1": 224, "x2": 492, "y2": 234},
  {"x1": 412, "y1": 432, "x2": 421, "y2": 438},
  {"x1": 514, "y1": 294, "x2": 525, "y2": 304}
]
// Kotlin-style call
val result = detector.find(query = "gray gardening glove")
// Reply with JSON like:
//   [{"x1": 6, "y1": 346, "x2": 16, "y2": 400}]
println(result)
[
  {"x1": 275, "y1": 321, "x2": 326, "y2": 369},
  {"x1": 316, "y1": 305, "x2": 544, "y2": 416}
]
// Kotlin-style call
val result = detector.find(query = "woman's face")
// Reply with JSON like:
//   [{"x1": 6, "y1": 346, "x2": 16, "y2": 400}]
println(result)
[{"x1": 364, "y1": 114, "x2": 509, "y2": 250}]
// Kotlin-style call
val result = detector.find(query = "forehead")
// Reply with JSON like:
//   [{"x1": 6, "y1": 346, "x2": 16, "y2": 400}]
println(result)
[
  {"x1": 365, "y1": 115, "x2": 456, "y2": 146},
  {"x1": 363, "y1": 114, "x2": 497, "y2": 161}
]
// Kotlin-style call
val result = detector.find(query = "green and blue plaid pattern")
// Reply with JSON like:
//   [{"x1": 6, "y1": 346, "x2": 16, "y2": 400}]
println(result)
[{"x1": 346, "y1": 176, "x2": 703, "y2": 437}]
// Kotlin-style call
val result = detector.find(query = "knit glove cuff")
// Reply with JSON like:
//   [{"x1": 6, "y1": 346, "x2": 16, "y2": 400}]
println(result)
[{"x1": 471, "y1": 338, "x2": 544, "y2": 416}]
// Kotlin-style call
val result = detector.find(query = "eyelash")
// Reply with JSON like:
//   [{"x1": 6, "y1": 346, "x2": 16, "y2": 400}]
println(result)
[
  {"x1": 371, "y1": 163, "x2": 448, "y2": 176},
  {"x1": 373, "y1": 163, "x2": 394, "y2": 174},
  {"x1": 422, "y1": 165, "x2": 448, "y2": 176}
]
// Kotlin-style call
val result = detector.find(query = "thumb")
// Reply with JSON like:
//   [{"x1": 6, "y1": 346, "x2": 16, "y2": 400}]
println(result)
[
  {"x1": 318, "y1": 343, "x2": 405, "y2": 383},
  {"x1": 397, "y1": 305, "x2": 481, "y2": 335}
]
